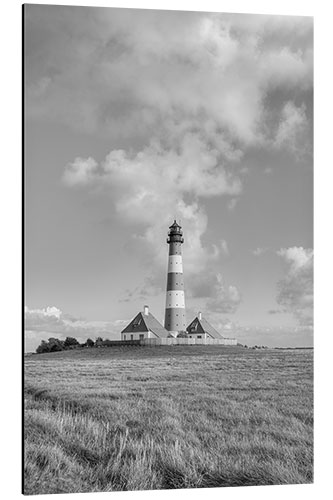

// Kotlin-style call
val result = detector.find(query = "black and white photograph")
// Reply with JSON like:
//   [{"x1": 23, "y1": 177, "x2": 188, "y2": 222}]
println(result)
[{"x1": 23, "y1": 2, "x2": 314, "y2": 496}]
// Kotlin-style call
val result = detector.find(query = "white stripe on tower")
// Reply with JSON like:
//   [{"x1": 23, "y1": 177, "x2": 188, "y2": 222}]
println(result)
[
  {"x1": 167, "y1": 255, "x2": 183, "y2": 273},
  {"x1": 165, "y1": 291, "x2": 185, "y2": 308}
]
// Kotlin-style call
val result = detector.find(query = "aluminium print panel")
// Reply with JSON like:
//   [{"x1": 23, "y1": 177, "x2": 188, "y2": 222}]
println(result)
[{"x1": 24, "y1": 3, "x2": 313, "y2": 495}]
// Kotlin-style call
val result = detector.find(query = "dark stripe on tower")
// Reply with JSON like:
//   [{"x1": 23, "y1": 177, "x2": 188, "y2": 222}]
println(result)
[
  {"x1": 164, "y1": 308, "x2": 187, "y2": 331},
  {"x1": 166, "y1": 273, "x2": 184, "y2": 291},
  {"x1": 168, "y1": 241, "x2": 182, "y2": 256}
]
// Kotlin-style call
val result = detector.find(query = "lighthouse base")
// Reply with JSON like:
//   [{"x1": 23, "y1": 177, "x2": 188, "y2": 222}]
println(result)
[{"x1": 167, "y1": 331, "x2": 178, "y2": 338}]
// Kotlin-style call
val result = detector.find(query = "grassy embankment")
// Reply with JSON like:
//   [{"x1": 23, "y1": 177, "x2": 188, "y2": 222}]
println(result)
[{"x1": 24, "y1": 346, "x2": 313, "y2": 494}]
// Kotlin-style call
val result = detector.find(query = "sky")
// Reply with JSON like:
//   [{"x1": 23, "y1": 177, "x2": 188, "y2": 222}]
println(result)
[{"x1": 24, "y1": 4, "x2": 313, "y2": 351}]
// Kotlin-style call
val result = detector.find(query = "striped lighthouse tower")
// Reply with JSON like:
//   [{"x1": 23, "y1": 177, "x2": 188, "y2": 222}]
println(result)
[{"x1": 164, "y1": 220, "x2": 186, "y2": 336}]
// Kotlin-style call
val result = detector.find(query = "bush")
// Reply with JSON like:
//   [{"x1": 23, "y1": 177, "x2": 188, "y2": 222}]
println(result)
[
  {"x1": 176, "y1": 331, "x2": 188, "y2": 338},
  {"x1": 36, "y1": 337, "x2": 73, "y2": 353}
]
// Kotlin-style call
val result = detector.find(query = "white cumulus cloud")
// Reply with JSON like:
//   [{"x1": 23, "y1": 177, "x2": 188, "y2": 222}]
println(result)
[
  {"x1": 188, "y1": 272, "x2": 241, "y2": 314},
  {"x1": 252, "y1": 247, "x2": 268, "y2": 256},
  {"x1": 276, "y1": 247, "x2": 313, "y2": 326},
  {"x1": 274, "y1": 101, "x2": 308, "y2": 152},
  {"x1": 63, "y1": 134, "x2": 241, "y2": 276},
  {"x1": 63, "y1": 157, "x2": 98, "y2": 186}
]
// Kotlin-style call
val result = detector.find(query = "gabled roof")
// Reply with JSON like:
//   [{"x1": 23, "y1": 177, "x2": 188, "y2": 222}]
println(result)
[
  {"x1": 121, "y1": 312, "x2": 146, "y2": 333},
  {"x1": 144, "y1": 312, "x2": 170, "y2": 338},
  {"x1": 186, "y1": 316, "x2": 225, "y2": 339},
  {"x1": 200, "y1": 317, "x2": 224, "y2": 339},
  {"x1": 121, "y1": 311, "x2": 169, "y2": 338}
]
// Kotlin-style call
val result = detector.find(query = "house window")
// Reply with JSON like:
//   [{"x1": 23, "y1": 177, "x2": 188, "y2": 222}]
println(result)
[
  {"x1": 124, "y1": 334, "x2": 126, "y2": 340},
  {"x1": 139, "y1": 334, "x2": 144, "y2": 340},
  {"x1": 197, "y1": 335, "x2": 202, "y2": 339},
  {"x1": 131, "y1": 335, "x2": 133, "y2": 340}
]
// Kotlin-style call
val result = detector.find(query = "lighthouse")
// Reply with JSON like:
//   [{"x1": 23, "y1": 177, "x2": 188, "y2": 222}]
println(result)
[{"x1": 164, "y1": 220, "x2": 187, "y2": 336}]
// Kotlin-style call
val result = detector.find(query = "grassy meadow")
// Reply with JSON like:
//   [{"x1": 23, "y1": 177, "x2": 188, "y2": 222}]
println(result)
[{"x1": 24, "y1": 345, "x2": 313, "y2": 494}]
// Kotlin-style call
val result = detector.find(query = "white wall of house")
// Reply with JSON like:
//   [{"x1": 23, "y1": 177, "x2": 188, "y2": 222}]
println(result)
[
  {"x1": 141, "y1": 337, "x2": 238, "y2": 346},
  {"x1": 121, "y1": 330, "x2": 155, "y2": 341},
  {"x1": 188, "y1": 332, "x2": 207, "y2": 339}
]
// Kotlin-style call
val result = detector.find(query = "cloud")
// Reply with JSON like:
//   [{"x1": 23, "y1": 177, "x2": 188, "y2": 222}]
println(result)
[
  {"x1": 193, "y1": 312, "x2": 313, "y2": 347},
  {"x1": 276, "y1": 247, "x2": 313, "y2": 326},
  {"x1": 227, "y1": 198, "x2": 238, "y2": 211},
  {"x1": 24, "y1": 305, "x2": 62, "y2": 318},
  {"x1": 24, "y1": 306, "x2": 63, "y2": 331},
  {"x1": 274, "y1": 101, "x2": 308, "y2": 153},
  {"x1": 268, "y1": 309, "x2": 285, "y2": 315},
  {"x1": 26, "y1": 7, "x2": 312, "y2": 150},
  {"x1": 63, "y1": 134, "x2": 241, "y2": 277},
  {"x1": 213, "y1": 317, "x2": 238, "y2": 333},
  {"x1": 252, "y1": 247, "x2": 268, "y2": 257},
  {"x1": 56, "y1": 10, "x2": 312, "y2": 269},
  {"x1": 206, "y1": 281, "x2": 241, "y2": 313},
  {"x1": 220, "y1": 239, "x2": 229, "y2": 257},
  {"x1": 120, "y1": 275, "x2": 164, "y2": 302},
  {"x1": 233, "y1": 324, "x2": 313, "y2": 348},
  {"x1": 188, "y1": 272, "x2": 241, "y2": 313},
  {"x1": 63, "y1": 157, "x2": 98, "y2": 186}
]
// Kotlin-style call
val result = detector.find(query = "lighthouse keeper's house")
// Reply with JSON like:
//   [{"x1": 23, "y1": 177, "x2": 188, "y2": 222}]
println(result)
[
  {"x1": 121, "y1": 305, "x2": 169, "y2": 341},
  {"x1": 187, "y1": 312, "x2": 226, "y2": 340}
]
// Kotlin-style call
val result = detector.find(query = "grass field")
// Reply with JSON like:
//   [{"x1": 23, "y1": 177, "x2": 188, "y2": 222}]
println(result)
[{"x1": 24, "y1": 345, "x2": 313, "y2": 495}]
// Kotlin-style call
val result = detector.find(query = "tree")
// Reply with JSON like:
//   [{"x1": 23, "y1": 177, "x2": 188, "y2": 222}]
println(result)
[
  {"x1": 36, "y1": 337, "x2": 65, "y2": 353},
  {"x1": 85, "y1": 338, "x2": 94, "y2": 348},
  {"x1": 36, "y1": 340, "x2": 50, "y2": 354},
  {"x1": 48, "y1": 338, "x2": 65, "y2": 352},
  {"x1": 64, "y1": 336, "x2": 80, "y2": 349},
  {"x1": 95, "y1": 337, "x2": 104, "y2": 347}
]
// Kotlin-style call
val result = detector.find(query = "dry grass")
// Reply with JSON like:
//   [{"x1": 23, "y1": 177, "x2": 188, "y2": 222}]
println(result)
[{"x1": 24, "y1": 346, "x2": 313, "y2": 494}]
